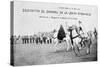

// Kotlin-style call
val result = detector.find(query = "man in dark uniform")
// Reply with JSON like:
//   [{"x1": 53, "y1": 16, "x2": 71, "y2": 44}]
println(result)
[{"x1": 57, "y1": 25, "x2": 66, "y2": 43}]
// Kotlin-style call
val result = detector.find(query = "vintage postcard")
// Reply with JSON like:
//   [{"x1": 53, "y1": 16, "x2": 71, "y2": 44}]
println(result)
[{"x1": 10, "y1": 1, "x2": 98, "y2": 66}]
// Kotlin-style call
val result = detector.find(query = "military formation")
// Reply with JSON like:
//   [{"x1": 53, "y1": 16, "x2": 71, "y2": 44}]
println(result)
[{"x1": 11, "y1": 21, "x2": 97, "y2": 56}]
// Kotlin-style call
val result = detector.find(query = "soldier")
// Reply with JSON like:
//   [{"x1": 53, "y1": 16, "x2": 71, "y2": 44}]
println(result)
[
  {"x1": 94, "y1": 28, "x2": 97, "y2": 39},
  {"x1": 22, "y1": 36, "x2": 29, "y2": 44},
  {"x1": 77, "y1": 21, "x2": 85, "y2": 35},
  {"x1": 57, "y1": 25, "x2": 66, "y2": 43},
  {"x1": 43, "y1": 36, "x2": 47, "y2": 44}
]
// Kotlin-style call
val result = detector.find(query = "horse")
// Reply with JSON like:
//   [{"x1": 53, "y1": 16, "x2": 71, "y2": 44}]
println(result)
[
  {"x1": 63, "y1": 32, "x2": 73, "y2": 51},
  {"x1": 66, "y1": 25, "x2": 93, "y2": 56},
  {"x1": 73, "y1": 27, "x2": 93, "y2": 56}
]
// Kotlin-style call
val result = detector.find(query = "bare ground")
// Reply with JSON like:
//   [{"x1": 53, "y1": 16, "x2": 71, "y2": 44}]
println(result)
[{"x1": 13, "y1": 40, "x2": 97, "y2": 66}]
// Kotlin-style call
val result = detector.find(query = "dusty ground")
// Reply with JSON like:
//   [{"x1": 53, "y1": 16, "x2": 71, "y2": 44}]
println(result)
[{"x1": 13, "y1": 39, "x2": 97, "y2": 66}]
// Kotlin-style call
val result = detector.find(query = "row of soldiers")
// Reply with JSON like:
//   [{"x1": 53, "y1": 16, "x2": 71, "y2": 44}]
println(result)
[
  {"x1": 10, "y1": 32, "x2": 55, "y2": 45},
  {"x1": 21, "y1": 35, "x2": 53, "y2": 44},
  {"x1": 11, "y1": 21, "x2": 97, "y2": 45}
]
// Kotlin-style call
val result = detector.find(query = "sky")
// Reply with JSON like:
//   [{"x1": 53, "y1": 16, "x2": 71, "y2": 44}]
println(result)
[{"x1": 13, "y1": 1, "x2": 98, "y2": 36}]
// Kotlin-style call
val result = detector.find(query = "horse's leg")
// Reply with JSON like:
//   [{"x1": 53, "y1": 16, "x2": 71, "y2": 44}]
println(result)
[
  {"x1": 66, "y1": 40, "x2": 70, "y2": 51},
  {"x1": 87, "y1": 41, "x2": 91, "y2": 54},
  {"x1": 85, "y1": 39, "x2": 91, "y2": 55},
  {"x1": 82, "y1": 41, "x2": 86, "y2": 47},
  {"x1": 73, "y1": 43, "x2": 81, "y2": 56},
  {"x1": 73, "y1": 43, "x2": 78, "y2": 56},
  {"x1": 54, "y1": 39, "x2": 58, "y2": 47},
  {"x1": 77, "y1": 46, "x2": 81, "y2": 56},
  {"x1": 86, "y1": 47, "x2": 90, "y2": 55},
  {"x1": 73, "y1": 46, "x2": 78, "y2": 56}
]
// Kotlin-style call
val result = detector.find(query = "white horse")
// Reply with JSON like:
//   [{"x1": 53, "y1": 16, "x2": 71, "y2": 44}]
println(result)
[
  {"x1": 73, "y1": 31, "x2": 93, "y2": 55},
  {"x1": 63, "y1": 33, "x2": 73, "y2": 51},
  {"x1": 52, "y1": 31, "x2": 59, "y2": 46}
]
